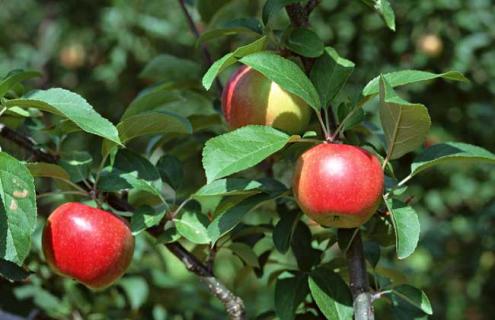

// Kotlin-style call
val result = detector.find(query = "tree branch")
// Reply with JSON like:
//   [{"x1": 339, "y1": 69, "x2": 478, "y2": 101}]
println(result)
[
  {"x1": 339, "y1": 229, "x2": 374, "y2": 320},
  {"x1": 2, "y1": 126, "x2": 246, "y2": 320},
  {"x1": 177, "y1": 0, "x2": 223, "y2": 93},
  {"x1": 0, "y1": 124, "x2": 58, "y2": 163}
]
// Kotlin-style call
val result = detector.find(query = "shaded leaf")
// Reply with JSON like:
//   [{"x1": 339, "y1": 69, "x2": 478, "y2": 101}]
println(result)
[
  {"x1": 156, "y1": 154, "x2": 183, "y2": 190},
  {"x1": 391, "y1": 285, "x2": 433, "y2": 315},
  {"x1": 207, "y1": 193, "x2": 272, "y2": 244},
  {"x1": 273, "y1": 210, "x2": 300, "y2": 253},
  {"x1": 140, "y1": 54, "x2": 200, "y2": 82},
  {"x1": 0, "y1": 69, "x2": 41, "y2": 98},
  {"x1": 0, "y1": 258, "x2": 31, "y2": 281},
  {"x1": 229, "y1": 242, "x2": 260, "y2": 268},
  {"x1": 130, "y1": 206, "x2": 165, "y2": 235},
  {"x1": 275, "y1": 273, "x2": 309, "y2": 320},
  {"x1": 311, "y1": 47, "x2": 355, "y2": 107},
  {"x1": 308, "y1": 266, "x2": 353, "y2": 320},
  {"x1": 286, "y1": 28, "x2": 324, "y2": 58},
  {"x1": 262, "y1": 0, "x2": 302, "y2": 24}
]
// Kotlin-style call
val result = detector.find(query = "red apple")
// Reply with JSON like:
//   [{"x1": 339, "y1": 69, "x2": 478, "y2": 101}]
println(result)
[
  {"x1": 42, "y1": 202, "x2": 135, "y2": 289},
  {"x1": 222, "y1": 65, "x2": 312, "y2": 134},
  {"x1": 292, "y1": 143, "x2": 384, "y2": 228}
]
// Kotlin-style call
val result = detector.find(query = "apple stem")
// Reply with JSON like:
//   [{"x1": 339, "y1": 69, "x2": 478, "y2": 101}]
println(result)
[{"x1": 339, "y1": 228, "x2": 375, "y2": 320}]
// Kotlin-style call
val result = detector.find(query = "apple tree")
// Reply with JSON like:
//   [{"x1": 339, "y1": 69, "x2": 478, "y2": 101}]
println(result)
[{"x1": 1, "y1": 1, "x2": 494, "y2": 319}]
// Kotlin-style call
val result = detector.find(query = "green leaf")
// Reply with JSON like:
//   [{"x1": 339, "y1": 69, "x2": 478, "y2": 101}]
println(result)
[
  {"x1": 175, "y1": 209, "x2": 210, "y2": 244},
  {"x1": 118, "y1": 111, "x2": 192, "y2": 143},
  {"x1": 130, "y1": 206, "x2": 165, "y2": 235},
  {"x1": 365, "y1": 0, "x2": 396, "y2": 31},
  {"x1": 0, "y1": 69, "x2": 41, "y2": 98},
  {"x1": 197, "y1": 0, "x2": 232, "y2": 23},
  {"x1": 363, "y1": 70, "x2": 468, "y2": 96},
  {"x1": 202, "y1": 125, "x2": 290, "y2": 183},
  {"x1": 197, "y1": 27, "x2": 260, "y2": 45},
  {"x1": 119, "y1": 277, "x2": 149, "y2": 310},
  {"x1": 273, "y1": 210, "x2": 300, "y2": 253},
  {"x1": 121, "y1": 83, "x2": 183, "y2": 120},
  {"x1": 336, "y1": 101, "x2": 364, "y2": 130},
  {"x1": 308, "y1": 266, "x2": 353, "y2": 320},
  {"x1": 291, "y1": 221, "x2": 320, "y2": 271},
  {"x1": 240, "y1": 52, "x2": 320, "y2": 110},
  {"x1": 97, "y1": 169, "x2": 166, "y2": 205},
  {"x1": 207, "y1": 193, "x2": 272, "y2": 244},
  {"x1": 379, "y1": 76, "x2": 431, "y2": 160},
  {"x1": 391, "y1": 285, "x2": 433, "y2": 315},
  {"x1": 310, "y1": 47, "x2": 355, "y2": 107},
  {"x1": 262, "y1": 0, "x2": 302, "y2": 24},
  {"x1": 7, "y1": 88, "x2": 121, "y2": 144},
  {"x1": 202, "y1": 36, "x2": 268, "y2": 90},
  {"x1": 410, "y1": 142, "x2": 495, "y2": 178},
  {"x1": 286, "y1": 28, "x2": 324, "y2": 58},
  {"x1": 274, "y1": 273, "x2": 309, "y2": 320},
  {"x1": 26, "y1": 162, "x2": 70, "y2": 181},
  {"x1": 193, "y1": 178, "x2": 263, "y2": 199},
  {"x1": 156, "y1": 154, "x2": 183, "y2": 190},
  {"x1": 222, "y1": 17, "x2": 263, "y2": 34},
  {"x1": 139, "y1": 54, "x2": 201, "y2": 82},
  {"x1": 114, "y1": 149, "x2": 160, "y2": 182},
  {"x1": 59, "y1": 151, "x2": 93, "y2": 183},
  {"x1": 228, "y1": 242, "x2": 260, "y2": 268},
  {"x1": 384, "y1": 198, "x2": 420, "y2": 259},
  {"x1": 0, "y1": 258, "x2": 31, "y2": 281},
  {"x1": 0, "y1": 152, "x2": 37, "y2": 265}
]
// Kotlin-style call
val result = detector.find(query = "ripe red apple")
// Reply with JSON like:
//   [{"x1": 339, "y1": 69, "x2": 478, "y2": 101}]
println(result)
[
  {"x1": 222, "y1": 65, "x2": 312, "y2": 134},
  {"x1": 292, "y1": 143, "x2": 384, "y2": 228},
  {"x1": 42, "y1": 202, "x2": 135, "y2": 289}
]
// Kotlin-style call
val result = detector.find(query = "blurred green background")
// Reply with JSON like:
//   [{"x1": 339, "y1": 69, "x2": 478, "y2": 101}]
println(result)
[{"x1": 0, "y1": 0, "x2": 494, "y2": 319}]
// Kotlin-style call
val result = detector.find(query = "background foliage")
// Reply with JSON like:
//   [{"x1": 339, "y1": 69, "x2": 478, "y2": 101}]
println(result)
[{"x1": 0, "y1": 0, "x2": 494, "y2": 319}]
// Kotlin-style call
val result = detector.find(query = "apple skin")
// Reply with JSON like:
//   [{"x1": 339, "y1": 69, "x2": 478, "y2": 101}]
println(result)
[
  {"x1": 42, "y1": 202, "x2": 135, "y2": 289},
  {"x1": 222, "y1": 65, "x2": 311, "y2": 134},
  {"x1": 292, "y1": 143, "x2": 384, "y2": 228}
]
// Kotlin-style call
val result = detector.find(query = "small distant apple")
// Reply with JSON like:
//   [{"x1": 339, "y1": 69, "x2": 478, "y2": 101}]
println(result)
[
  {"x1": 42, "y1": 202, "x2": 135, "y2": 289},
  {"x1": 417, "y1": 34, "x2": 443, "y2": 57}
]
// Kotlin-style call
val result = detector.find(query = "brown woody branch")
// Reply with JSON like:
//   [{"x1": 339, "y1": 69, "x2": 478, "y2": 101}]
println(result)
[
  {"x1": 339, "y1": 229, "x2": 375, "y2": 320},
  {"x1": 2, "y1": 126, "x2": 246, "y2": 320}
]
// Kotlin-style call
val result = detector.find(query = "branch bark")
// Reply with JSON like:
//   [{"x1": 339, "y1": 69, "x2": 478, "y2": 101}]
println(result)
[
  {"x1": 177, "y1": 0, "x2": 223, "y2": 93},
  {"x1": 2, "y1": 126, "x2": 246, "y2": 320},
  {"x1": 339, "y1": 229, "x2": 374, "y2": 320}
]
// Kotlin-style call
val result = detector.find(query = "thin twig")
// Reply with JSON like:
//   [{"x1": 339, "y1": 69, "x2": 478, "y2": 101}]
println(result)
[
  {"x1": 177, "y1": 0, "x2": 223, "y2": 93},
  {"x1": 0, "y1": 124, "x2": 58, "y2": 163}
]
